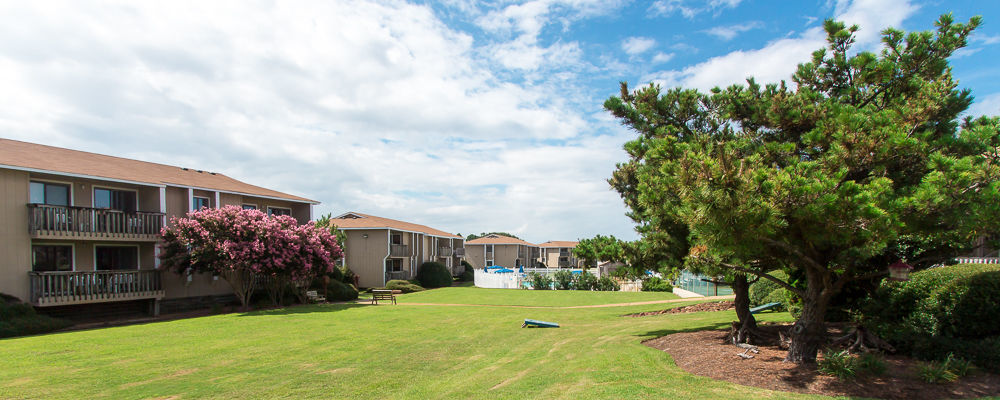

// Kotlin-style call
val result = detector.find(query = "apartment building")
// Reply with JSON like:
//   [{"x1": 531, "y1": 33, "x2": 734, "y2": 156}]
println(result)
[
  {"x1": 328, "y1": 212, "x2": 465, "y2": 288},
  {"x1": 464, "y1": 234, "x2": 540, "y2": 269},
  {"x1": 537, "y1": 241, "x2": 584, "y2": 268},
  {"x1": 0, "y1": 138, "x2": 316, "y2": 315}
]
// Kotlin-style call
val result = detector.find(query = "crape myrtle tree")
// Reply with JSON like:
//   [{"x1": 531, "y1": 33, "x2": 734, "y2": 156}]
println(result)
[
  {"x1": 159, "y1": 206, "x2": 344, "y2": 310},
  {"x1": 605, "y1": 15, "x2": 1000, "y2": 363},
  {"x1": 573, "y1": 234, "x2": 625, "y2": 267}
]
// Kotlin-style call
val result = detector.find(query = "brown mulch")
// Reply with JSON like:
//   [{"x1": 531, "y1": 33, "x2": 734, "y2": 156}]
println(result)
[
  {"x1": 644, "y1": 328, "x2": 1000, "y2": 399},
  {"x1": 624, "y1": 301, "x2": 734, "y2": 317}
]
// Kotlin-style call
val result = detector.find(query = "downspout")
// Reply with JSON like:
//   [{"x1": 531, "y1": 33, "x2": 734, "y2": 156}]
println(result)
[
  {"x1": 383, "y1": 230, "x2": 390, "y2": 287},
  {"x1": 411, "y1": 232, "x2": 417, "y2": 279}
]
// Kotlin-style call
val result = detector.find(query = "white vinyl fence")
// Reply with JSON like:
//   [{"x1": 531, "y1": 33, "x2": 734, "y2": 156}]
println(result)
[
  {"x1": 474, "y1": 269, "x2": 523, "y2": 289},
  {"x1": 955, "y1": 257, "x2": 1000, "y2": 264}
]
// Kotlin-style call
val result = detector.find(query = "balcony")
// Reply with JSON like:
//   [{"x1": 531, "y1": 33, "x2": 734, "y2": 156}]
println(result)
[
  {"x1": 485, "y1": 251, "x2": 493, "y2": 259},
  {"x1": 558, "y1": 260, "x2": 571, "y2": 268},
  {"x1": 454, "y1": 247, "x2": 465, "y2": 257},
  {"x1": 390, "y1": 244, "x2": 409, "y2": 257},
  {"x1": 438, "y1": 247, "x2": 453, "y2": 257},
  {"x1": 28, "y1": 204, "x2": 164, "y2": 242},
  {"x1": 29, "y1": 270, "x2": 164, "y2": 307}
]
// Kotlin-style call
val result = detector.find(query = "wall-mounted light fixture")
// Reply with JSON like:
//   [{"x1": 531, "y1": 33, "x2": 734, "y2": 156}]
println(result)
[{"x1": 363, "y1": 234, "x2": 369, "y2": 238}]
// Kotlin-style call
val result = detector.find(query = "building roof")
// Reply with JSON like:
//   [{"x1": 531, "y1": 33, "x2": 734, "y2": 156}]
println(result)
[
  {"x1": 466, "y1": 234, "x2": 537, "y2": 246},
  {"x1": 331, "y1": 212, "x2": 462, "y2": 239},
  {"x1": 0, "y1": 138, "x2": 316, "y2": 203},
  {"x1": 538, "y1": 240, "x2": 578, "y2": 248}
]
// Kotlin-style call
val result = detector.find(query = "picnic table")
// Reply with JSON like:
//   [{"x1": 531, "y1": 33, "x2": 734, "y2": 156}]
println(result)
[{"x1": 371, "y1": 289, "x2": 397, "y2": 305}]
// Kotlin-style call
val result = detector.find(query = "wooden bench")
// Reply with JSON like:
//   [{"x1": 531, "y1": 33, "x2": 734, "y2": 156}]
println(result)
[
  {"x1": 305, "y1": 290, "x2": 326, "y2": 303},
  {"x1": 371, "y1": 289, "x2": 396, "y2": 305}
]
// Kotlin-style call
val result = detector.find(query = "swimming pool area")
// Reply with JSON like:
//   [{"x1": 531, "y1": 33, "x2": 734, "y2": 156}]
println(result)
[{"x1": 674, "y1": 270, "x2": 733, "y2": 296}]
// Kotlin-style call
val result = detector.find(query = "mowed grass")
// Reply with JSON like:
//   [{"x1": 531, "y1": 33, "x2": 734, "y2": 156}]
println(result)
[
  {"x1": 396, "y1": 286, "x2": 680, "y2": 306},
  {"x1": 0, "y1": 288, "x2": 811, "y2": 399}
]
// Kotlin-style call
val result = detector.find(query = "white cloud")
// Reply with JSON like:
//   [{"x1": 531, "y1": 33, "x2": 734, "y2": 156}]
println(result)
[
  {"x1": 622, "y1": 36, "x2": 656, "y2": 55},
  {"x1": 649, "y1": 0, "x2": 743, "y2": 19},
  {"x1": 966, "y1": 92, "x2": 1000, "y2": 118},
  {"x1": 972, "y1": 33, "x2": 1000, "y2": 45},
  {"x1": 703, "y1": 21, "x2": 763, "y2": 41},
  {"x1": 652, "y1": 52, "x2": 675, "y2": 64},
  {"x1": 0, "y1": 0, "x2": 638, "y2": 242},
  {"x1": 643, "y1": 0, "x2": 917, "y2": 91}
]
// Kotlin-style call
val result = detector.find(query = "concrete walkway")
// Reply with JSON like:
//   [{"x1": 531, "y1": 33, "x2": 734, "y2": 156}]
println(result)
[
  {"x1": 391, "y1": 295, "x2": 734, "y2": 309},
  {"x1": 671, "y1": 288, "x2": 705, "y2": 298}
]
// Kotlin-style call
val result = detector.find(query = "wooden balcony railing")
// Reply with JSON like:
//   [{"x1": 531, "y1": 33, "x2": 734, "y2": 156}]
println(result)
[
  {"x1": 30, "y1": 270, "x2": 164, "y2": 306},
  {"x1": 438, "y1": 247, "x2": 454, "y2": 257},
  {"x1": 390, "y1": 244, "x2": 409, "y2": 257},
  {"x1": 28, "y1": 204, "x2": 164, "y2": 241}
]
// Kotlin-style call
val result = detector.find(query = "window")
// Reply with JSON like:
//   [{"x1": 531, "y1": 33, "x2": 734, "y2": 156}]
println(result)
[
  {"x1": 486, "y1": 260, "x2": 494, "y2": 267},
  {"x1": 515, "y1": 259, "x2": 521, "y2": 267},
  {"x1": 391, "y1": 234, "x2": 403, "y2": 245},
  {"x1": 385, "y1": 258, "x2": 403, "y2": 272},
  {"x1": 96, "y1": 246, "x2": 139, "y2": 270},
  {"x1": 485, "y1": 245, "x2": 494, "y2": 253},
  {"x1": 559, "y1": 257, "x2": 569, "y2": 262},
  {"x1": 29, "y1": 181, "x2": 70, "y2": 206},
  {"x1": 267, "y1": 207, "x2": 291, "y2": 216},
  {"x1": 192, "y1": 196, "x2": 210, "y2": 210},
  {"x1": 32, "y1": 245, "x2": 73, "y2": 272},
  {"x1": 94, "y1": 188, "x2": 136, "y2": 212},
  {"x1": 242, "y1": 204, "x2": 257, "y2": 210}
]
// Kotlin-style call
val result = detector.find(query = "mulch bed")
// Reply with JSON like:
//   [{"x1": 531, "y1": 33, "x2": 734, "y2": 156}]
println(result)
[
  {"x1": 644, "y1": 328, "x2": 1000, "y2": 399},
  {"x1": 624, "y1": 301, "x2": 734, "y2": 317}
]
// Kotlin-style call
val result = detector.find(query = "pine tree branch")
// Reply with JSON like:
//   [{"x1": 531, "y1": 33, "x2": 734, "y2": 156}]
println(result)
[
  {"x1": 760, "y1": 238, "x2": 826, "y2": 272},
  {"x1": 719, "y1": 262, "x2": 805, "y2": 297}
]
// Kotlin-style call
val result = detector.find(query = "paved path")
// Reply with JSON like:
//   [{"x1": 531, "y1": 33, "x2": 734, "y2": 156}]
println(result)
[
  {"x1": 382, "y1": 295, "x2": 735, "y2": 309},
  {"x1": 671, "y1": 288, "x2": 705, "y2": 298}
]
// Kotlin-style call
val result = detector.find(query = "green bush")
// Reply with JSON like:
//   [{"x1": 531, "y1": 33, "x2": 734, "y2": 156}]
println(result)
[
  {"x1": 748, "y1": 271, "x2": 789, "y2": 307},
  {"x1": 341, "y1": 266, "x2": 357, "y2": 285},
  {"x1": 385, "y1": 279, "x2": 425, "y2": 293},
  {"x1": 327, "y1": 280, "x2": 359, "y2": 301},
  {"x1": 864, "y1": 264, "x2": 1000, "y2": 372},
  {"x1": 0, "y1": 294, "x2": 72, "y2": 338},
  {"x1": 416, "y1": 262, "x2": 452, "y2": 288},
  {"x1": 552, "y1": 270, "x2": 574, "y2": 290},
  {"x1": 818, "y1": 349, "x2": 856, "y2": 380},
  {"x1": 457, "y1": 261, "x2": 475, "y2": 281},
  {"x1": 917, "y1": 361, "x2": 959, "y2": 384},
  {"x1": 573, "y1": 271, "x2": 597, "y2": 291},
  {"x1": 641, "y1": 276, "x2": 673, "y2": 292},
  {"x1": 595, "y1": 277, "x2": 620, "y2": 291},
  {"x1": 528, "y1": 272, "x2": 552, "y2": 290}
]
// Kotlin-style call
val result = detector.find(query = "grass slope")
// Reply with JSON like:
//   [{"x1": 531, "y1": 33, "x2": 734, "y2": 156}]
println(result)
[{"x1": 0, "y1": 288, "x2": 807, "y2": 399}]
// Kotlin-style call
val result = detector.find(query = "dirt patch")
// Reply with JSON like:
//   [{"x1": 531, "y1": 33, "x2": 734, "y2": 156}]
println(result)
[
  {"x1": 645, "y1": 329, "x2": 1000, "y2": 399},
  {"x1": 625, "y1": 301, "x2": 734, "y2": 317}
]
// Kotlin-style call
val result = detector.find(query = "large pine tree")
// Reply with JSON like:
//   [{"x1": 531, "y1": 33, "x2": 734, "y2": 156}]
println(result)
[{"x1": 605, "y1": 15, "x2": 999, "y2": 363}]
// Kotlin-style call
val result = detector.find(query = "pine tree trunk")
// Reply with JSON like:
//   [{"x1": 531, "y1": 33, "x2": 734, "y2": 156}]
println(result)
[
  {"x1": 785, "y1": 281, "x2": 828, "y2": 363},
  {"x1": 732, "y1": 274, "x2": 757, "y2": 330}
]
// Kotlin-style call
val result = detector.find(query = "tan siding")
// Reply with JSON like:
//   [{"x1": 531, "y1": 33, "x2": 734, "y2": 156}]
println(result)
[
  {"x1": 343, "y1": 229, "x2": 389, "y2": 288},
  {"x1": 494, "y1": 244, "x2": 520, "y2": 268},
  {"x1": 465, "y1": 244, "x2": 485, "y2": 269},
  {"x1": 0, "y1": 169, "x2": 31, "y2": 301},
  {"x1": 165, "y1": 186, "x2": 188, "y2": 222}
]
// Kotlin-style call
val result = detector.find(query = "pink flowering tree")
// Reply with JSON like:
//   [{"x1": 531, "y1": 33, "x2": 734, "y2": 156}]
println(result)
[{"x1": 158, "y1": 206, "x2": 343, "y2": 310}]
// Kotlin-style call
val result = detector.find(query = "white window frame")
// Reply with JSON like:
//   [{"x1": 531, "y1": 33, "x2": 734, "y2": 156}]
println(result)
[
  {"x1": 94, "y1": 244, "x2": 142, "y2": 270},
  {"x1": 29, "y1": 178, "x2": 75, "y2": 206},
  {"x1": 267, "y1": 206, "x2": 292, "y2": 216},
  {"x1": 191, "y1": 196, "x2": 211, "y2": 210},
  {"x1": 31, "y1": 242, "x2": 76, "y2": 272},
  {"x1": 241, "y1": 203, "x2": 258, "y2": 210},
  {"x1": 92, "y1": 185, "x2": 139, "y2": 211}
]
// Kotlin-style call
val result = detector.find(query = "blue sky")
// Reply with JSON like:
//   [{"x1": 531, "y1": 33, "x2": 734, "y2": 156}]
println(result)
[{"x1": 0, "y1": 0, "x2": 998, "y2": 243}]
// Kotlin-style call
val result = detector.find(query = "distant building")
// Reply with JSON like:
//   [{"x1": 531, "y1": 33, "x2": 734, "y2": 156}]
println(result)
[{"x1": 465, "y1": 234, "x2": 539, "y2": 269}]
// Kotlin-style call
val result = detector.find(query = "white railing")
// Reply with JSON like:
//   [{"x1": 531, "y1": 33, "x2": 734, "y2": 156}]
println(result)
[
  {"x1": 522, "y1": 267, "x2": 600, "y2": 276},
  {"x1": 474, "y1": 269, "x2": 523, "y2": 289},
  {"x1": 955, "y1": 257, "x2": 1000, "y2": 264}
]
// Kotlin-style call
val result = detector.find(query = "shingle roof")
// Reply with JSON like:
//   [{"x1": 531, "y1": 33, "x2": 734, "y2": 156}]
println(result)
[
  {"x1": 538, "y1": 240, "x2": 578, "y2": 248},
  {"x1": 331, "y1": 212, "x2": 462, "y2": 239},
  {"x1": 0, "y1": 138, "x2": 316, "y2": 203},
  {"x1": 466, "y1": 234, "x2": 537, "y2": 246}
]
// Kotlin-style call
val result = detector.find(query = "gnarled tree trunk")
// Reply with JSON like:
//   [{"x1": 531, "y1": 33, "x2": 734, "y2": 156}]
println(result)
[
  {"x1": 784, "y1": 274, "x2": 829, "y2": 363},
  {"x1": 730, "y1": 274, "x2": 760, "y2": 344}
]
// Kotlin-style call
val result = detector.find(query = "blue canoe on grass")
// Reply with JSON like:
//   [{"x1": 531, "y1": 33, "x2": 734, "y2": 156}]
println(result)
[
  {"x1": 522, "y1": 319, "x2": 560, "y2": 328},
  {"x1": 749, "y1": 302, "x2": 782, "y2": 314}
]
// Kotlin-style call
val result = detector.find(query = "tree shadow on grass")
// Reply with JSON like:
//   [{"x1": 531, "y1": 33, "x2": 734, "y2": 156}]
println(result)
[
  {"x1": 236, "y1": 302, "x2": 368, "y2": 317},
  {"x1": 636, "y1": 321, "x2": 733, "y2": 341}
]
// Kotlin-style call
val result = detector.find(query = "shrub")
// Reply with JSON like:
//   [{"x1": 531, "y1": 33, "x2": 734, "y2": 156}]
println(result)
[
  {"x1": 416, "y1": 262, "x2": 452, "y2": 288},
  {"x1": 917, "y1": 361, "x2": 959, "y2": 383},
  {"x1": 553, "y1": 270, "x2": 574, "y2": 290},
  {"x1": 748, "y1": 270, "x2": 789, "y2": 306},
  {"x1": 458, "y1": 260, "x2": 475, "y2": 282},
  {"x1": 341, "y1": 266, "x2": 357, "y2": 285},
  {"x1": 595, "y1": 277, "x2": 620, "y2": 292},
  {"x1": 528, "y1": 272, "x2": 553, "y2": 290},
  {"x1": 642, "y1": 276, "x2": 673, "y2": 292},
  {"x1": 573, "y1": 271, "x2": 598, "y2": 291},
  {"x1": 856, "y1": 352, "x2": 888, "y2": 376},
  {"x1": 863, "y1": 264, "x2": 1000, "y2": 372},
  {"x1": 385, "y1": 279, "x2": 425, "y2": 293},
  {"x1": 327, "y1": 279, "x2": 359, "y2": 301},
  {"x1": 0, "y1": 294, "x2": 72, "y2": 338},
  {"x1": 818, "y1": 349, "x2": 856, "y2": 380}
]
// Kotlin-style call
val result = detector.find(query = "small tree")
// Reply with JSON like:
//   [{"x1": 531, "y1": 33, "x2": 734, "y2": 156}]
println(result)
[
  {"x1": 159, "y1": 206, "x2": 343, "y2": 310},
  {"x1": 573, "y1": 235, "x2": 626, "y2": 267}
]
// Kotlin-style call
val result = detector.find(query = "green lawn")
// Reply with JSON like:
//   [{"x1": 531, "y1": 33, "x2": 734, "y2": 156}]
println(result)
[
  {"x1": 397, "y1": 286, "x2": 680, "y2": 306},
  {"x1": 0, "y1": 287, "x2": 811, "y2": 399}
]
